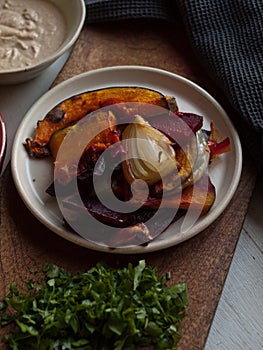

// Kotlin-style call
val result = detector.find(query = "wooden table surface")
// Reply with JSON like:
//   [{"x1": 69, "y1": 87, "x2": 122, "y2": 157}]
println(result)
[{"x1": 0, "y1": 20, "x2": 258, "y2": 349}]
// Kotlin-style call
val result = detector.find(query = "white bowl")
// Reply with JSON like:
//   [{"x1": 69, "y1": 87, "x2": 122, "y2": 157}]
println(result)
[{"x1": 0, "y1": 0, "x2": 86, "y2": 85}]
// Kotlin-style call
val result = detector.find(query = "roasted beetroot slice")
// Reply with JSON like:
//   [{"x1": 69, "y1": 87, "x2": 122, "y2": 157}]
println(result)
[
  {"x1": 176, "y1": 112, "x2": 203, "y2": 133},
  {"x1": 62, "y1": 193, "x2": 137, "y2": 228},
  {"x1": 62, "y1": 191, "x2": 186, "y2": 247},
  {"x1": 145, "y1": 111, "x2": 203, "y2": 145}
]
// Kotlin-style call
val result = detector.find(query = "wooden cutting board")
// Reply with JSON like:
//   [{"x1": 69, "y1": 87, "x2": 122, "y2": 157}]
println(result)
[{"x1": 0, "y1": 20, "x2": 257, "y2": 349}]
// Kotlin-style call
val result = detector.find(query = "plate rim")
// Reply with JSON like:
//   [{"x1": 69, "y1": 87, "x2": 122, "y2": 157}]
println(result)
[{"x1": 11, "y1": 65, "x2": 243, "y2": 254}]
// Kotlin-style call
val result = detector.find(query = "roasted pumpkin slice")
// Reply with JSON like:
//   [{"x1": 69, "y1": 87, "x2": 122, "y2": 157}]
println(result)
[
  {"x1": 25, "y1": 87, "x2": 177, "y2": 158},
  {"x1": 132, "y1": 174, "x2": 216, "y2": 214},
  {"x1": 49, "y1": 125, "x2": 72, "y2": 159},
  {"x1": 49, "y1": 110, "x2": 117, "y2": 159},
  {"x1": 53, "y1": 110, "x2": 120, "y2": 185}
]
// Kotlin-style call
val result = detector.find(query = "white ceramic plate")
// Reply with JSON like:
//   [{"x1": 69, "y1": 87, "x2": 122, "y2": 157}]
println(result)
[{"x1": 11, "y1": 66, "x2": 242, "y2": 253}]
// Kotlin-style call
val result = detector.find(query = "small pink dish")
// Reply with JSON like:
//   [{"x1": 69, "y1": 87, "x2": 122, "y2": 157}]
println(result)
[{"x1": 0, "y1": 113, "x2": 7, "y2": 172}]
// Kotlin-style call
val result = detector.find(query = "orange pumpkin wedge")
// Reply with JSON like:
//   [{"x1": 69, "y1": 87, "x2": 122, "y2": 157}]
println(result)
[{"x1": 24, "y1": 87, "x2": 177, "y2": 158}]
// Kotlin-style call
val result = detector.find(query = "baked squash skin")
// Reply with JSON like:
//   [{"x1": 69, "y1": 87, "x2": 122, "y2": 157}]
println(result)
[{"x1": 24, "y1": 87, "x2": 177, "y2": 158}]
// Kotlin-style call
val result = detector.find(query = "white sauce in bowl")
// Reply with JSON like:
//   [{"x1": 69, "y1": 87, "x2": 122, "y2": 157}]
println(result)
[{"x1": 0, "y1": 0, "x2": 66, "y2": 71}]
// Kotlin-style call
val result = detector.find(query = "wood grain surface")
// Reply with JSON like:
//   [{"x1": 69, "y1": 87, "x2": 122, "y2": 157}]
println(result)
[{"x1": 0, "y1": 20, "x2": 257, "y2": 349}]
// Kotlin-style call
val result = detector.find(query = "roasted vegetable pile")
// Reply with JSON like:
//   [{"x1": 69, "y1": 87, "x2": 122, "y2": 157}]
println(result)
[{"x1": 24, "y1": 87, "x2": 230, "y2": 247}]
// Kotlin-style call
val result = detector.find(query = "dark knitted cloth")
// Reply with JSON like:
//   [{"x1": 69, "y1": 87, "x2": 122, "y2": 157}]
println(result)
[{"x1": 85, "y1": 0, "x2": 263, "y2": 170}]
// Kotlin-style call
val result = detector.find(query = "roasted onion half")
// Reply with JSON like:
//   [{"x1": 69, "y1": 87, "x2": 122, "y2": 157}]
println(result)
[{"x1": 121, "y1": 114, "x2": 210, "y2": 194}]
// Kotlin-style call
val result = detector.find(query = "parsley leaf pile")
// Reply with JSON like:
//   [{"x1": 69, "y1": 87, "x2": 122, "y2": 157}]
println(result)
[{"x1": 0, "y1": 260, "x2": 188, "y2": 350}]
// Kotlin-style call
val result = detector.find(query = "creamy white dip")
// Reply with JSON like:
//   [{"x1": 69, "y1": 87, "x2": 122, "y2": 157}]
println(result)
[{"x1": 0, "y1": 0, "x2": 66, "y2": 71}]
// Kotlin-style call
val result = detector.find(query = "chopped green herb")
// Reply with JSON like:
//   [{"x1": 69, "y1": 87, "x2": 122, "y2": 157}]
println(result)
[{"x1": 0, "y1": 260, "x2": 188, "y2": 350}]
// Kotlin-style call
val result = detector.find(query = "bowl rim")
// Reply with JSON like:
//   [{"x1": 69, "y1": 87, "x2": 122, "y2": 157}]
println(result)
[
  {"x1": 0, "y1": 113, "x2": 7, "y2": 172},
  {"x1": 0, "y1": 0, "x2": 86, "y2": 75}
]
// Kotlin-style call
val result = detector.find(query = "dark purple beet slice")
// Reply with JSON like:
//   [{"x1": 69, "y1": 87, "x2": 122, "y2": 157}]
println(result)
[
  {"x1": 62, "y1": 190, "x2": 186, "y2": 247},
  {"x1": 145, "y1": 111, "x2": 203, "y2": 145},
  {"x1": 62, "y1": 193, "x2": 137, "y2": 228}
]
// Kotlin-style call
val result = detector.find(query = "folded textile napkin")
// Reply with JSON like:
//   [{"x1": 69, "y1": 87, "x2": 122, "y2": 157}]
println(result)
[{"x1": 85, "y1": 0, "x2": 263, "y2": 170}]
